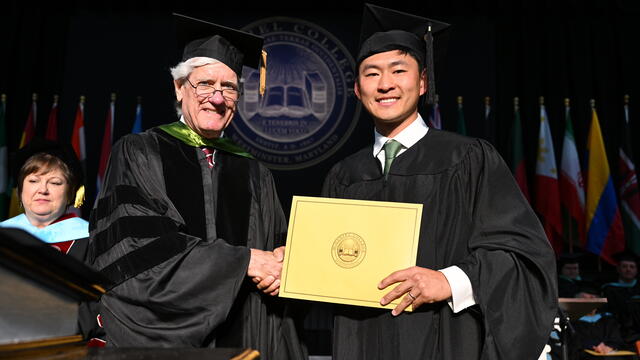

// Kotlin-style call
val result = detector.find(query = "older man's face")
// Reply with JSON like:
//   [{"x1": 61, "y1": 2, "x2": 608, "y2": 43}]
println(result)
[{"x1": 175, "y1": 62, "x2": 239, "y2": 139}]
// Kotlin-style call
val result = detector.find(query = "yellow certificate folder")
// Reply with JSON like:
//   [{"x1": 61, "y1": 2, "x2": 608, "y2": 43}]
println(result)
[{"x1": 280, "y1": 196, "x2": 422, "y2": 310}]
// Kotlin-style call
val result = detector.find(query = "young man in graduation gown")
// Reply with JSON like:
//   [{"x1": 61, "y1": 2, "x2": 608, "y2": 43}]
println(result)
[
  {"x1": 321, "y1": 5, "x2": 557, "y2": 360},
  {"x1": 86, "y1": 14, "x2": 306, "y2": 358}
]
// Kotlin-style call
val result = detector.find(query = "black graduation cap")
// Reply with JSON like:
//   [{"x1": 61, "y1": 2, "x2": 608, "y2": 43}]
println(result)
[
  {"x1": 557, "y1": 252, "x2": 586, "y2": 269},
  {"x1": 173, "y1": 13, "x2": 267, "y2": 94},
  {"x1": 13, "y1": 138, "x2": 85, "y2": 207},
  {"x1": 612, "y1": 249, "x2": 639, "y2": 264},
  {"x1": 357, "y1": 4, "x2": 450, "y2": 105}
]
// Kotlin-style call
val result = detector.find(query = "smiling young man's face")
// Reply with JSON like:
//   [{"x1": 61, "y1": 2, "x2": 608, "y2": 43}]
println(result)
[{"x1": 355, "y1": 50, "x2": 426, "y2": 137}]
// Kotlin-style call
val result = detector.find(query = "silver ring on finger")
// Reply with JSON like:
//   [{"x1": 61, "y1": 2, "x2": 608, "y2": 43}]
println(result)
[{"x1": 407, "y1": 292, "x2": 417, "y2": 301}]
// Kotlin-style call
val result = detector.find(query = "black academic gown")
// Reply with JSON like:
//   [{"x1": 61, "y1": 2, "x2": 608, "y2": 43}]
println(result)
[
  {"x1": 602, "y1": 281, "x2": 640, "y2": 339},
  {"x1": 86, "y1": 128, "x2": 306, "y2": 359},
  {"x1": 570, "y1": 314, "x2": 630, "y2": 360},
  {"x1": 322, "y1": 129, "x2": 557, "y2": 360}
]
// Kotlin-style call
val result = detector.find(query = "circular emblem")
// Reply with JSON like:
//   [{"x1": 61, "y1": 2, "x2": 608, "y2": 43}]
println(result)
[
  {"x1": 228, "y1": 17, "x2": 360, "y2": 170},
  {"x1": 331, "y1": 232, "x2": 366, "y2": 269}
]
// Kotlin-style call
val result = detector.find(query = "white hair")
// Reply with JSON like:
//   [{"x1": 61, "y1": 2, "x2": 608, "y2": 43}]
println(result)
[
  {"x1": 170, "y1": 57, "x2": 225, "y2": 116},
  {"x1": 170, "y1": 57, "x2": 221, "y2": 82}
]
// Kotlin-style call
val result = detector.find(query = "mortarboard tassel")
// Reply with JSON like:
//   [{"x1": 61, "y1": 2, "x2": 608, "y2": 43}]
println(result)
[
  {"x1": 423, "y1": 25, "x2": 436, "y2": 107},
  {"x1": 74, "y1": 185, "x2": 85, "y2": 208},
  {"x1": 259, "y1": 50, "x2": 268, "y2": 96}
]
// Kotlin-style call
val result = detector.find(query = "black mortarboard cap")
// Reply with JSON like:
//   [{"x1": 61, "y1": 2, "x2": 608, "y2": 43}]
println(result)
[
  {"x1": 613, "y1": 250, "x2": 640, "y2": 264},
  {"x1": 357, "y1": 4, "x2": 450, "y2": 105},
  {"x1": 173, "y1": 13, "x2": 267, "y2": 94},
  {"x1": 558, "y1": 252, "x2": 586, "y2": 268}
]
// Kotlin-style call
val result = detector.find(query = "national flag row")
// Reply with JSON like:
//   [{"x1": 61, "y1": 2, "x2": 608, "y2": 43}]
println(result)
[
  {"x1": 511, "y1": 96, "x2": 638, "y2": 265},
  {"x1": 428, "y1": 94, "x2": 639, "y2": 264},
  {"x1": 0, "y1": 93, "x2": 144, "y2": 220}
]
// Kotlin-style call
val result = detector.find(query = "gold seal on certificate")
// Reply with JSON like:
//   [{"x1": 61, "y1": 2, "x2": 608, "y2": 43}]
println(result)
[
  {"x1": 332, "y1": 232, "x2": 366, "y2": 269},
  {"x1": 279, "y1": 196, "x2": 422, "y2": 310}
]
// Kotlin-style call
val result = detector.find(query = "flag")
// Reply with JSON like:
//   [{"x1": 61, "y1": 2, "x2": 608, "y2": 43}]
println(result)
[
  {"x1": 484, "y1": 96, "x2": 494, "y2": 143},
  {"x1": 510, "y1": 97, "x2": 530, "y2": 201},
  {"x1": 585, "y1": 102, "x2": 625, "y2": 264},
  {"x1": 456, "y1": 96, "x2": 467, "y2": 135},
  {"x1": 535, "y1": 100, "x2": 563, "y2": 255},
  {"x1": 559, "y1": 99, "x2": 585, "y2": 250},
  {"x1": 619, "y1": 95, "x2": 640, "y2": 255},
  {"x1": 45, "y1": 95, "x2": 59, "y2": 141},
  {"x1": 131, "y1": 97, "x2": 142, "y2": 134},
  {"x1": 96, "y1": 94, "x2": 115, "y2": 195},
  {"x1": 20, "y1": 93, "x2": 37, "y2": 148},
  {"x1": 69, "y1": 96, "x2": 86, "y2": 217},
  {"x1": 0, "y1": 94, "x2": 7, "y2": 219},
  {"x1": 427, "y1": 94, "x2": 441, "y2": 129},
  {"x1": 9, "y1": 94, "x2": 38, "y2": 217},
  {"x1": 71, "y1": 96, "x2": 86, "y2": 166}
]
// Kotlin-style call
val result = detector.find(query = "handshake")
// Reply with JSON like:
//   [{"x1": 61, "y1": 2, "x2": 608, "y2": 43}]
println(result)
[{"x1": 247, "y1": 246, "x2": 285, "y2": 296}]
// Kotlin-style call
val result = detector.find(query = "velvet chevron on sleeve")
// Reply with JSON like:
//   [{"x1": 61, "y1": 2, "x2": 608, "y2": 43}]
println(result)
[{"x1": 87, "y1": 128, "x2": 306, "y2": 359}]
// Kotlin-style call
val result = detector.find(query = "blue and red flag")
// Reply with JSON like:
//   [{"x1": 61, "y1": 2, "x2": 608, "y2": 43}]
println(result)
[{"x1": 585, "y1": 103, "x2": 625, "y2": 264}]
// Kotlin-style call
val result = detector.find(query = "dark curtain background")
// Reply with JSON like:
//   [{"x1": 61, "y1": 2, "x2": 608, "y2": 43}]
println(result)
[{"x1": 2, "y1": 0, "x2": 640, "y2": 354}]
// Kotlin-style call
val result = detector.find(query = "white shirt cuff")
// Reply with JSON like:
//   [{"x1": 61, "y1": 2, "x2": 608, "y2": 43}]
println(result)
[{"x1": 439, "y1": 266, "x2": 476, "y2": 313}]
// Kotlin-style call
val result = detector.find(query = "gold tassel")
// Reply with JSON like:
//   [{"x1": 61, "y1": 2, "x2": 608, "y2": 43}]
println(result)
[
  {"x1": 74, "y1": 185, "x2": 85, "y2": 208},
  {"x1": 259, "y1": 50, "x2": 268, "y2": 96}
]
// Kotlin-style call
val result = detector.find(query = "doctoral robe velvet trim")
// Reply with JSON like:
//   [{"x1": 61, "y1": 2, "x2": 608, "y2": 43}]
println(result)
[{"x1": 154, "y1": 129, "x2": 252, "y2": 246}]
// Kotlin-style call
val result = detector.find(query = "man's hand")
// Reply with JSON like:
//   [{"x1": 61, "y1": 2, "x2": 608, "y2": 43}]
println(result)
[
  {"x1": 379, "y1": 266, "x2": 452, "y2": 316},
  {"x1": 592, "y1": 342, "x2": 614, "y2": 354},
  {"x1": 248, "y1": 246, "x2": 285, "y2": 296}
]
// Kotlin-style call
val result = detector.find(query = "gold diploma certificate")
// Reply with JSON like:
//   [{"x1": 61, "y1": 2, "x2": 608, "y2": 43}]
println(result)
[{"x1": 279, "y1": 196, "x2": 422, "y2": 310}]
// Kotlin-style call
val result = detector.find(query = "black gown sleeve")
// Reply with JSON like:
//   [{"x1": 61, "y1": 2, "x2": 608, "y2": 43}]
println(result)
[
  {"x1": 453, "y1": 140, "x2": 558, "y2": 359},
  {"x1": 87, "y1": 133, "x2": 251, "y2": 347}
]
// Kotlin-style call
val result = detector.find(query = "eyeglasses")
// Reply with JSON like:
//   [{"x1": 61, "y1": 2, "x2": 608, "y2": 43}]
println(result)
[{"x1": 185, "y1": 78, "x2": 240, "y2": 102}]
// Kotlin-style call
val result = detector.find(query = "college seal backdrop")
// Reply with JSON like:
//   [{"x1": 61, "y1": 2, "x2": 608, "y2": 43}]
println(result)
[{"x1": 229, "y1": 17, "x2": 360, "y2": 170}]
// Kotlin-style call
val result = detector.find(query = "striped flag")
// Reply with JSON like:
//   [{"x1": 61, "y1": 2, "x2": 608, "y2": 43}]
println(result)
[
  {"x1": 20, "y1": 93, "x2": 37, "y2": 148},
  {"x1": 511, "y1": 97, "x2": 530, "y2": 201},
  {"x1": 96, "y1": 94, "x2": 115, "y2": 195},
  {"x1": 535, "y1": 99, "x2": 562, "y2": 255},
  {"x1": 560, "y1": 98, "x2": 585, "y2": 250},
  {"x1": 71, "y1": 96, "x2": 86, "y2": 166},
  {"x1": 9, "y1": 94, "x2": 38, "y2": 217},
  {"x1": 70, "y1": 96, "x2": 86, "y2": 217},
  {"x1": 619, "y1": 95, "x2": 640, "y2": 255},
  {"x1": 585, "y1": 101, "x2": 625, "y2": 264},
  {"x1": 131, "y1": 97, "x2": 142, "y2": 134},
  {"x1": 456, "y1": 96, "x2": 467, "y2": 135},
  {"x1": 45, "y1": 95, "x2": 59, "y2": 141},
  {"x1": 427, "y1": 94, "x2": 441, "y2": 129},
  {"x1": 0, "y1": 94, "x2": 7, "y2": 219}
]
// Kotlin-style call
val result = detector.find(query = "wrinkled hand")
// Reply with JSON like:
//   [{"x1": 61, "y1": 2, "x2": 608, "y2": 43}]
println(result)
[
  {"x1": 592, "y1": 342, "x2": 614, "y2": 354},
  {"x1": 379, "y1": 266, "x2": 452, "y2": 316},
  {"x1": 248, "y1": 246, "x2": 285, "y2": 296}
]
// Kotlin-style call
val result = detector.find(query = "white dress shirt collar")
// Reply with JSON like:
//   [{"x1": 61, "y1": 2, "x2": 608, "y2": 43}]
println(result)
[{"x1": 373, "y1": 114, "x2": 429, "y2": 159}]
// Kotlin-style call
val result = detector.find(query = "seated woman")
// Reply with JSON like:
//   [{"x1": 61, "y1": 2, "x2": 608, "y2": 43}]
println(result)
[{"x1": 0, "y1": 138, "x2": 87, "y2": 260}]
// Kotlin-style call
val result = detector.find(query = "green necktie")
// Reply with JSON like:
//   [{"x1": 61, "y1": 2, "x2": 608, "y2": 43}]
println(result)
[{"x1": 383, "y1": 139, "x2": 403, "y2": 178}]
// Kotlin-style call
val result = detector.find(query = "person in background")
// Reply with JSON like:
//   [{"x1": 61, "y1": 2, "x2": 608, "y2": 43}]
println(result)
[
  {"x1": 558, "y1": 252, "x2": 599, "y2": 298},
  {"x1": 570, "y1": 309, "x2": 630, "y2": 359},
  {"x1": 602, "y1": 251, "x2": 640, "y2": 342},
  {"x1": 0, "y1": 138, "x2": 87, "y2": 260}
]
